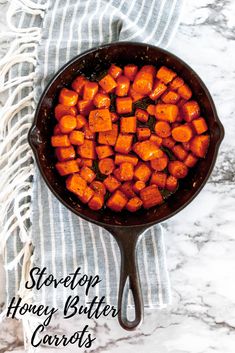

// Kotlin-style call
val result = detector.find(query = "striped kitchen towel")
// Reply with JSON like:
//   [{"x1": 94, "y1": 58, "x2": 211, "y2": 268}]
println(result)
[{"x1": 1, "y1": 0, "x2": 184, "y2": 313}]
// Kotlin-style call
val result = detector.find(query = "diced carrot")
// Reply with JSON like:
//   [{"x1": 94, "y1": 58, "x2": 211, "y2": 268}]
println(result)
[
  {"x1": 190, "y1": 135, "x2": 210, "y2": 158},
  {"x1": 126, "y1": 197, "x2": 143, "y2": 212},
  {"x1": 154, "y1": 121, "x2": 171, "y2": 138},
  {"x1": 155, "y1": 104, "x2": 179, "y2": 123},
  {"x1": 178, "y1": 84, "x2": 192, "y2": 100},
  {"x1": 172, "y1": 145, "x2": 188, "y2": 161},
  {"x1": 80, "y1": 158, "x2": 93, "y2": 167},
  {"x1": 140, "y1": 185, "x2": 163, "y2": 208},
  {"x1": 162, "y1": 136, "x2": 176, "y2": 149},
  {"x1": 116, "y1": 97, "x2": 133, "y2": 114},
  {"x1": 156, "y1": 66, "x2": 177, "y2": 84},
  {"x1": 129, "y1": 86, "x2": 145, "y2": 102},
  {"x1": 120, "y1": 116, "x2": 137, "y2": 134},
  {"x1": 169, "y1": 76, "x2": 184, "y2": 90},
  {"x1": 182, "y1": 141, "x2": 191, "y2": 151},
  {"x1": 83, "y1": 81, "x2": 98, "y2": 101},
  {"x1": 184, "y1": 153, "x2": 198, "y2": 168},
  {"x1": 110, "y1": 112, "x2": 119, "y2": 122},
  {"x1": 115, "y1": 134, "x2": 133, "y2": 154},
  {"x1": 166, "y1": 175, "x2": 178, "y2": 191},
  {"x1": 71, "y1": 75, "x2": 87, "y2": 95},
  {"x1": 134, "y1": 162, "x2": 151, "y2": 182},
  {"x1": 108, "y1": 64, "x2": 123, "y2": 79},
  {"x1": 79, "y1": 186, "x2": 94, "y2": 204},
  {"x1": 76, "y1": 114, "x2": 87, "y2": 129},
  {"x1": 53, "y1": 124, "x2": 61, "y2": 135},
  {"x1": 98, "y1": 158, "x2": 115, "y2": 175},
  {"x1": 162, "y1": 90, "x2": 180, "y2": 104},
  {"x1": 119, "y1": 162, "x2": 134, "y2": 181},
  {"x1": 146, "y1": 104, "x2": 156, "y2": 115},
  {"x1": 149, "y1": 134, "x2": 163, "y2": 146},
  {"x1": 137, "y1": 127, "x2": 151, "y2": 141},
  {"x1": 96, "y1": 145, "x2": 114, "y2": 159},
  {"x1": 133, "y1": 65, "x2": 156, "y2": 95},
  {"x1": 69, "y1": 130, "x2": 85, "y2": 145},
  {"x1": 149, "y1": 79, "x2": 167, "y2": 100},
  {"x1": 107, "y1": 190, "x2": 128, "y2": 212},
  {"x1": 80, "y1": 166, "x2": 96, "y2": 183},
  {"x1": 124, "y1": 64, "x2": 138, "y2": 81},
  {"x1": 119, "y1": 181, "x2": 136, "y2": 199},
  {"x1": 77, "y1": 139, "x2": 96, "y2": 159},
  {"x1": 103, "y1": 175, "x2": 121, "y2": 193},
  {"x1": 150, "y1": 172, "x2": 167, "y2": 188},
  {"x1": 150, "y1": 154, "x2": 168, "y2": 171},
  {"x1": 83, "y1": 123, "x2": 96, "y2": 140},
  {"x1": 135, "y1": 108, "x2": 149, "y2": 123},
  {"x1": 116, "y1": 75, "x2": 130, "y2": 97},
  {"x1": 132, "y1": 180, "x2": 146, "y2": 193},
  {"x1": 88, "y1": 108, "x2": 112, "y2": 132},
  {"x1": 66, "y1": 173, "x2": 87, "y2": 196},
  {"x1": 98, "y1": 124, "x2": 118, "y2": 146},
  {"x1": 77, "y1": 100, "x2": 94, "y2": 116},
  {"x1": 182, "y1": 100, "x2": 200, "y2": 122},
  {"x1": 133, "y1": 140, "x2": 163, "y2": 161},
  {"x1": 93, "y1": 92, "x2": 111, "y2": 109},
  {"x1": 56, "y1": 160, "x2": 79, "y2": 176},
  {"x1": 168, "y1": 160, "x2": 188, "y2": 178},
  {"x1": 55, "y1": 146, "x2": 75, "y2": 161},
  {"x1": 54, "y1": 104, "x2": 77, "y2": 121},
  {"x1": 172, "y1": 125, "x2": 193, "y2": 142},
  {"x1": 88, "y1": 193, "x2": 104, "y2": 210},
  {"x1": 191, "y1": 117, "x2": 208, "y2": 134},
  {"x1": 59, "y1": 115, "x2": 77, "y2": 133},
  {"x1": 51, "y1": 135, "x2": 70, "y2": 147},
  {"x1": 90, "y1": 181, "x2": 106, "y2": 195},
  {"x1": 114, "y1": 153, "x2": 138, "y2": 166},
  {"x1": 59, "y1": 88, "x2": 78, "y2": 106},
  {"x1": 113, "y1": 168, "x2": 122, "y2": 181},
  {"x1": 99, "y1": 74, "x2": 117, "y2": 93}
]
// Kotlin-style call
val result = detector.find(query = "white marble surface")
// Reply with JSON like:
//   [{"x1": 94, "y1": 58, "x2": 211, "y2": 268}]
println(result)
[{"x1": 1, "y1": 0, "x2": 235, "y2": 351}]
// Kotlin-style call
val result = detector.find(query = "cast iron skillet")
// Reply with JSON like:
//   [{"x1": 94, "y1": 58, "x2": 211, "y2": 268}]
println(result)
[{"x1": 28, "y1": 42, "x2": 224, "y2": 331}]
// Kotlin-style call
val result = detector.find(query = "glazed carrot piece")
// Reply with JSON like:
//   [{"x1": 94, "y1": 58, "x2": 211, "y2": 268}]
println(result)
[
  {"x1": 161, "y1": 136, "x2": 176, "y2": 149},
  {"x1": 124, "y1": 64, "x2": 138, "y2": 81},
  {"x1": 98, "y1": 158, "x2": 115, "y2": 175},
  {"x1": 77, "y1": 100, "x2": 94, "y2": 116},
  {"x1": 165, "y1": 175, "x2": 178, "y2": 191},
  {"x1": 168, "y1": 161, "x2": 188, "y2": 178},
  {"x1": 150, "y1": 172, "x2": 167, "y2": 188},
  {"x1": 113, "y1": 168, "x2": 122, "y2": 182},
  {"x1": 51, "y1": 135, "x2": 70, "y2": 147},
  {"x1": 110, "y1": 112, "x2": 119, "y2": 122},
  {"x1": 155, "y1": 104, "x2": 179, "y2": 123},
  {"x1": 120, "y1": 116, "x2": 137, "y2": 134},
  {"x1": 134, "y1": 162, "x2": 151, "y2": 182},
  {"x1": 154, "y1": 121, "x2": 171, "y2": 138},
  {"x1": 137, "y1": 127, "x2": 151, "y2": 141},
  {"x1": 126, "y1": 197, "x2": 143, "y2": 212},
  {"x1": 162, "y1": 90, "x2": 180, "y2": 104},
  {"x1": 76, "y1": 114, "x2": 87, "y2": 129},
  {"x1": 129, "y1": 86, "x2": 145, "y2": 102},
  {"x1": 79, "y1": 186, "x2": 94, "y2": 204},
  {"x1": 178, "y1": 84, "x2": 192, "y2": 100},
  {"x1": 77, "y1": 139, "x2": 96, "y2": 159},
  {"x1": 59, "y1": 88, "x2": 78, "y2": 106},
  {"x1": 90, "y1": 180, "x2": 106, "y2": 195},
  {"x1": 133, "y1": 140, "x2": 163, "y2": 161},
  {"x1": 114, "y1": 153, "x2": 138, "y2": 166},
  {"x1": 115, "y1": 134, "x2": 133, "y2": 154},
  {"x1": 190, "y1": 135, "x2": 210, "y2": 158},
  {"x1": 59, "y1": 115, "x2": 77, "y2": 133},
  {"x1": 119, "y1": 162, "x2": 134, "y2": 181},
  {"x1": 89, "y1": 108, "x2": 112, "y2": 132},
  {"x1": 116, "y1": 97, "x2": 133, "y2": 114},
  {"x1": 182, "y1": 141, "x2": 191, "y2": 151},
  {"x1": 172, "y1": 145, "x2": 188, "y2": 161},
  {"x1": 54, "y1": 104, "x2": 77, "y2": 121},
  {"x1": 69, "y1": 130, "x2": 85, "y2": 145},
  {"x1": 149, "y1": 134, "x2": 163, "y2": 146},
  {"x1": 108, "y1": 64, "x2": 123, "y2": 79},
  {"x1": 149, "y1": 79, "x2": 167, "y2": 100},
  {"x1": 66, "y1": 173, "x2": 87, "y2": 196},
  {"x1": 116, "y1": 75, "x2": 130, "y2": 97},
  {"x1": 133, "y1": 65, "x2": 156, "y2": 95},
  {"x1": 103, "y1": 175, "x2": 121, "y2": 192},
  {"x1": 83, "y1": 123, "x2": 96, "y2": 140},
  {"x1": 96, "y1": 145, "x2": 114, "y2": 159},
  {"x1": 93, "y1": 92, "x2": 111, "y2": 109},
  {"x1": 146, "y1": 104, "x2": 156, "y2": 115},
  {"x1": 107, "y1": 190, "x2": 128, "y2": 212},
  {"x1": 156, "y1": 66, "x2": 177, "y2": 84},
  {"x1": 99, "y1": 74, "x2": 117, "y2": 93},
  {"x1": 181, "y1": 100, "x2": 200, "y2": 122},
  {"x1": 150, "y1": 154, "x2": 168, "y2": 171},
  {"x1": 119, "y1": 181, "x2": 136, "y2": 198},
  {"x1": 169, "y1": 76, "x2": 184, "y2": 90},
  {"x1": 98, "y1": 124, "x2": 118, "y2": 146},
  {"x1": 140, "y1": 185, "x2": 163, "y2": 208},
  {"x1": 56, "y1": 160, "x2": 79, "y2": 176},
  {"x1": 191, "y1": 117, "x2": 208, "y2": 134},
  {"x1": 135, "y1": 108, "x2": 149, "y2": 123},
  {"x1": 53, "y1": 124, "x2": 61, "y2": 135},
  {"x1": 172, "y1": 125, "x2": 193, "y2": 142},
  {"x1": 80, "y1": 166, "x2": 96, "y2": 183},
  {"x1": 80, "y1": 158, "x2": 93, "y2": 167},
  {"x1": 88, "y1": 193, "x2": 104, "y2": 210},
  {"x1": 132, "y1": 180, "x2": 146, "y2": 193},
  {"x1": 184, "y1": 153, "x2": 198, "y2": 168},
  {"x1": 55, "y1": 146, "x2": 75, "y2": 161},
  {"x1": 83, "y1": 81, "x2": 99, "y2": 101},
  {"x1": 71, "y1": 75, "x2": 87, "y2": 95}
]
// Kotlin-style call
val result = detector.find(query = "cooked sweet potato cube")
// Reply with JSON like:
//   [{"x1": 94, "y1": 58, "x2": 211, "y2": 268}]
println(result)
[
  {"x1": 120, "y1": 116, "x2": 137, "y2": 133},
  {"x1": 69, "y1": 130, "x2": 85, "y2": 145},
  {"x1": 119, "y1": 181, "x2": 136, "y2": 199},
  {"x1": 89, "y1": 109, "x2": 112, "y2": 132},
  {"x1": 80, "y1": 166, "x2": 96, "y2": 183},
  {"x1": 83, "y1": 81, "x2": 98, "y2": 101},
  {"x1": 56, "y1": 160, "x2": 79, "y2": 176},
  {"x1": 134, "y1": 162, "x2": 151, "y2": 182},
  {"x1": 149, "y1": 79, "x2": 167, "y2": 100},
  {"x1": 190, "y1": 135, "x2": 210, "y2": 158},
  {"x1": 107, "y1": 190, "x2": 128, "y2": 212},
  {"x1": 135, "y1": 108, "x2": 149, "y2": 123},
  {"x1": 99, "y1": 74, "x2": 117, "y2": 93},
  {"x1": 88, "y1": 193, "x2": 104, "y2": 210},
  {"x1": 162, "y1": 90, "x2": 180, "y2": 104},
  {"x1": 137, "y1": 127, "x2": 151, "y2": 141},
  {"x1": 119, "y1": 162, "x2": 134, "y2": 181},
  {"x1": 126, "y1": 197, "x2": 143, "y2": 212},
  {"x1": 66, "y1": 173, "x2": 87, "y2": 197},
  {"x1": 116, "y1": 97, "x2": 133, "y2": 114},
  {"x1": 115, "y1": 134, "x2": 133, "y2": 154},
  {"x1": 156, "y1": 66, "x2": 177, "y2": 84},
  {"x1": 155, "y1": 104, "x2": 179, "y2": 123},
  {"x1": 140, "y1": 185, "x2": 163, "y2": 208},
  {"x1": 59, "y1": 88, "x2": 78, "y2": 106},
  {"x1": 124, "y1": 64, "x2": 138, "y2": 81},
  {"x1": 114, "y1": 153, "x2": 138, "y2": 166},
  {"x1": 166, "y1": 175, "x2": 178, "y2": 191},
  {"x1": 150, "y1": 172, "x2": 167, "y2": 188},
  {"x1": 76, "y1": 114, "x2": 87, "y2": 129},
  {"x1": 108, "y1": 64, "x2": 123, "y2": 79},
  {"x1": 182, "y1": 101, "x2": 200, "y2": 122},
  {"x1": 98, "y1": 124, "x2": 118, "y2": 146},
  {"x1": 133, "y1": 140, "x2": 163, "y2": 161},
  {"x1": 184, "y1": 153, "x2": 198, "y2": 168},
  {"x1": 95, "y1": 145, "x2": 113, "y2": 159},
  {"x1": 172, "y1": 145, "x2": 188, "y2": 161},
  {"x1": 79, "y1": 186, "x2": 94, "y2": 204},
  {"x1": 191, "y1": 117, "x2": 208, "y2": 134},
  {"x1": 55, "y1": 146, "x2": 75, "y2": 161},
  {"x1": 77, "y1": 139, "x2": 96, "y2": 159},
  {"x1": 93, "y1": 92, "x2": 111, "y2": 109},
  {"x1": 71, "y1": 75, "x2": 87, "y2": 95},
  {"x1": 178, "y1": 84, "x2": 192, "y2": 100},
  {"x1": 51, "y1": 135, "x2": 70, "y2": 147},
  {"x1": 77, "y1": 99, "x2": 94, "y2": 116},
  {"x1": 103, "y1": 175, "x2": 121, "y2": 192}
]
